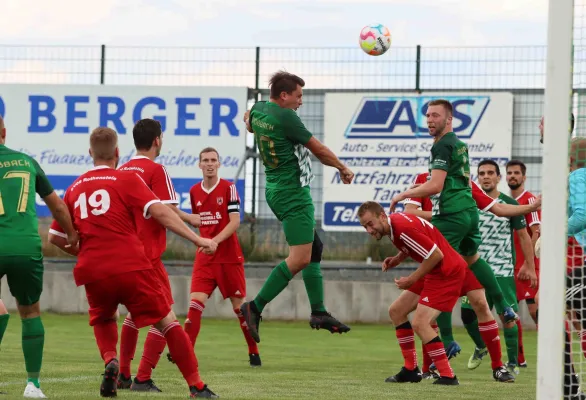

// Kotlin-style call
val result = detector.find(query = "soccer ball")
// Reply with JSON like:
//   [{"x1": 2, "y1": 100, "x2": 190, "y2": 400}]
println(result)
[{"x1": 359, "y1": 24, "x2": 392, "y2": 56}]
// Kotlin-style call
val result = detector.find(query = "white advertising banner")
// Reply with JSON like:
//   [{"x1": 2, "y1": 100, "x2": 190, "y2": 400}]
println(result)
[{"x1": 322, "y1": 92, "x2": 514, "y2": 231}]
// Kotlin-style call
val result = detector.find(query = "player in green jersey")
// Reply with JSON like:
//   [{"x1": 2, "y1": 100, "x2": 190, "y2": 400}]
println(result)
[
  {"x1": 460, "y1": 160, "x2": 537, "y2": 375},
  {"x1": 240, "y1": 71, "x2": 354, "y2": 343},
  {"x1": 0, "y1": 116, "x2": 78, "y2": 398},
  {"x1": 389, "y1": 99, "x2": 522, "y2": 358}
]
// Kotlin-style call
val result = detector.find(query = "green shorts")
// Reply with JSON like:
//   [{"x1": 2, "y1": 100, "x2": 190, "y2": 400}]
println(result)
[
  {"x1": 0, "y1": 255, "x2": 44, "y2": 306},
  {"x1": 462, "y1": 276, "x2": 518, "y2": 312},
  {"x1": 432, "y1": 208, "x2": 481, "y2": 257},
  {"x1": 265, "y1": 186, "x2": 315, "y2": 246}
]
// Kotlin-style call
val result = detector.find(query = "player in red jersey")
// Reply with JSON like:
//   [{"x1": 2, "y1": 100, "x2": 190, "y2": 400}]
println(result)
[
  {"x1": 505, "y1": 160, "x2": 540, "y2": 368},
  {"x1": 169, "y1": 147, "x2": 260, "y2": 367},
  {"x1": 358, "y1": 201, "x2": 512, "y2": 385},
  {"x1": 115, "y1": 119, "x2": 202, "y2": 392},
  {"x1": 48, "y1": 127, "x2": 219, "y2": 399}
]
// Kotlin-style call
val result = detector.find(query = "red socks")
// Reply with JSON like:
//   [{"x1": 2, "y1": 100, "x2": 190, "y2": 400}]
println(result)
[
  {"x1": 119, "y1": 317, "x2": 138, "y2": 377},
  {"x1": 395, "y1": 323, "x2": 417, "y2": 370},
  {"x1": 94, "y1": 320, "x2": 118, "y2": 365},
  {"x1": 234, "y1": 308, "x2": 259, "y2": 355},
  {"x1": 424, "y1": 337, "x2": 454, "y2": 378},
  {"x1": 479, "y1": 320, "x2": 503, "y2": 369},
  {"x1": 185, "y1": 300, "x2": 204, "y2": 347},
  {"x1": 163, "y1": 321, "x2": 204, "y2": 389},
  {"x1": 136, "y1": 327, "x2": 167, "y2": 382},
  {"x1": 422, "y1": 323, "x2": 439, "y2": 373}
]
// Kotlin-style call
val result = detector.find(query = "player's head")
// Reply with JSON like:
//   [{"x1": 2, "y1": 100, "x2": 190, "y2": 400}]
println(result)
[
  {"x1": 477, "y1": 159, "x2": 501, "y2": 193},
  {"x1": 89, "y1": 127, "x2": 119, "y2": 167},
  {"x1": 357, "y1": 201, "x2": 389, "y2": 240},
  {"x1": 570, "y1": 137, "x2": 586, "y2": 171},
  {"x1": 133, "y1": 118, "x2": 163, "y2": 157},
  {"x1": 539, "y1": 113, "x2": 575, "y2": 144},
  {"x1": 269, "y1": 70, "x2": 305, "y2": 111},
  {"x1": 426, "y1": 99, "x2": 453, "y2": 138},
  {"x1": 0, "y1": 115, "x2": 5, "y2": 145},
  {"x1": 199, "y1": 147, "x2": 220, "y2": 179},
  {"x1": 506, "y1": 159, "x2": 526, "y2": 190}
]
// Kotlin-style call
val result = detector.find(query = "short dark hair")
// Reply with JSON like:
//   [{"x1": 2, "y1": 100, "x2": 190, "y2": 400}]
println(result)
[
  {"x1": 357, "y1": 201, "x2": 385, "y2": 218},
  {"x1": 506, "y1": 159, "x2": 527, "y2": 176},
  {"x1": 199, "y1": 147, "x2": 219, "y2": 160},
  {"x1": 428, "y1": 99, "x2": 453, "y2": 116},
  {"x1": 269, "y1": 71, "x2": 305, "y2": 99},
  {"x1": 133, "y1": 119, "x2": 162, "y2": 151},
  {"x1": 478, "y1": 159, "x2": 501, "y2": 176}
]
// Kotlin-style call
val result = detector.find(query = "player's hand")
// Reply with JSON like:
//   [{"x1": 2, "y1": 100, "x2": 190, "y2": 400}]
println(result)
[
  {"x1": 389, "y1": 193, "x2": 404, "y2": 213},
  {"x1": 65, "y1": 230, "x2": 80, "y2": 249},
  {"x1": 338, "y1": 167, "x2": 354, "y2": 184},
  {"x1": 197, "y1": 238, "x2": 217, "y2": 254},
  {"x1": 382, "y1": 256, "x2": 402, "y2": 272},
  {"x1": 394, "y1": 276, "x2": 414, "y2": 290},
  {"x1": 518, "y1": 263, "x2": 538, "y2": 288},
  {"x1": 534, "y1": 237, "x2": 541, "y2": 258},
  {"x1": 531, "y1": 195, "x2": 542, "y2": 211},
  {"x1": 187, "y1": 213, "x2": 201, "y2": 228}
]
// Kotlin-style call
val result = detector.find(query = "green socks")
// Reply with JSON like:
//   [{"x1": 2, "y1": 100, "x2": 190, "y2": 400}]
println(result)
[
  {"x1": 504, "y1": 324, "x2": 519, "y2": 366},
  {"x1": 253, "y1": 261, "x2": 293, "y2": 313},
  {"x1": 302, "y1": 262, "x2": 327, "y2": 313},
  {"x1": 0, "y1": 313, "x2": 9, "y2": 345},
  {"x1": 22, "y1": 317, "x2": 45, "y2": 388},
  {"x1": 463, "y1": 319, "x2": 487, "y2": 350},
  {"x1": 469, "y1": 258, "x2": 508, "y2": 314},
  {"x1": 436, "y1": 312, "x2": 455, "y2": 347}
]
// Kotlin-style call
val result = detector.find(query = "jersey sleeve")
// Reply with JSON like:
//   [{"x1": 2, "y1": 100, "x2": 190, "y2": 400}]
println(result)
[
  {"x1": 430, "y1": 141, "x2": 452, "y2": 171},
  {"x1": 403, "y1": 174, "x2": 426, "y2": 207},
  {"x1": 120, "y1": 173, "x2": 161, "y2": 219},
  {"x1": 471, "y1": 181, "x2": 497, "y2": 211},
  {"x1": 151, "y1": 165, "x2": 179, "y2": 204},
  {"x1": 226, "y1": 183, "x2": 240, "y2": 214},
  {"x1": 32, "y1": 158, "x2": 54, "y2": 198},
  {"x1": 525, "y1": 196, "x2": 541, "y2": 227},
  {"x1": 283, "y1": 110, "x2": 313, "y2": 145},
  {"x1": 398, "y1": 230, "x2": 438, "y2": 260}
]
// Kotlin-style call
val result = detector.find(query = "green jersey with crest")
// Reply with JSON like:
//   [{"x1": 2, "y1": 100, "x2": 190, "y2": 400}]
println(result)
[
  {"x1": 429, "y1": 132, "x2": 476, "y2": 216},
  {"x1": 250, "y1": 101, "x2": 314, "y2": 190},
  {"x1": 478, "y1": 192, "x2": 526, "y2": 277},
  {"x1": 0, "y1": 144, "x2": 54, "y2": 256}
]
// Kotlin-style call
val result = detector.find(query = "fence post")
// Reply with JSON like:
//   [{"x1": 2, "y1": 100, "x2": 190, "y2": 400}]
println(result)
[
  {"x1": 415, "y1": 44, "x2": 421, "y2": 92},
  {"x1": 250, "y1": 46, "x2": 261, "y2": 252},
  {"x1": 100, "y1": 44, "x2": 106, "y2": 85}
]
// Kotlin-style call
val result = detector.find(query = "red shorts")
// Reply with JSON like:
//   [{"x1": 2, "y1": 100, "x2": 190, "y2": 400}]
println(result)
[
  {"x1": 567, "y1": 236, "x2": 584, "y2": 275},
  {"x1": 153, "y1": 259, "x2": 174, "y2": 306},
  {"x1": 515, "y1": 268, "x2": 539, "y2": 302},
  {"x1": 418, "y1": 267, "x2": 483, "y2": 312},
  {"x1": 407, "y1": 278, "x2": 425, "y2": 295},
  {"x1": 84, "y1": 270, "x2": 170, "y2": 328},
  {"x1": 190, "y1": 260, "x2": 246, "y2": 299}
]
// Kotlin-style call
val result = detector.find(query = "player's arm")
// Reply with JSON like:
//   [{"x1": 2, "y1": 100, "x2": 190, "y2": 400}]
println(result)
[
  {"x1": 391, "y1": 169, "x2": 446, "y2": 211},
  {"x1": 488, "y1": 202, "x2": 540, "y2": 218},
  {"x1": 168, "y1": 204, "x2": 200, "y2": 228},
  {"x1": 516, "y1": 227, "x2": 538, "y2": 288},
  {"x1": 43, "y1": 192, "x2": 77, "y2": 244},
  {"x1": 402, "y1": 203, "x2": 432, "y2": 221},
  {"x1": 244, "y1": 109, "x2": 253, "y2": 133},
  {"x1": 568, "y1": 171, "x2": 586, "y2": 235},
  {"x1": 151, "y1": 165, "x2": 200, "y2": 227},
  {"x1": 382, "y1": 250, "x2": 409, "y2": 271},
  {"x1": 212, "y1": 184, "x2": 241, "y2": 244},
  {"x1": 147, "y1": 203, "x2": 214, "y2": 250},
  {"x1": 48, "y1": 230, "x2": 79, "y2": 256},
  {"x1": 396, "y1": 247, "x2": 443, "y2": 290}
]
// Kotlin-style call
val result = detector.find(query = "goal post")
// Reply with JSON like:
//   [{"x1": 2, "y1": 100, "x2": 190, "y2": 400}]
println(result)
[{"x1": 537, "y1": 0, "x2": 575, "y2": 399}]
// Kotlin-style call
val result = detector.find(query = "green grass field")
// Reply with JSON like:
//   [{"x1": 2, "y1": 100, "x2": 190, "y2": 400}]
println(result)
[{"x1": 0, "y1": 313, "x2": 537, "y2": 399}]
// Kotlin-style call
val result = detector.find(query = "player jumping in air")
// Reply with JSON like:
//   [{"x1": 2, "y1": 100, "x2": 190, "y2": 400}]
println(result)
[
  {"x1": 240, "y1": 71, "x2": 354, "y2": 343},
  {"x1": 389, "y1": 99, "x2": 520, "y2": 361},
  {"x1": 168, "y1": 147, "x2": 261, "y2": 367},
  {"x1": 459, "y1": 160, "x2": 536, "y2": 375},
  {"x1": 506, "y1": 159, "x2": 541, "y2": 368},
  {"x1": 115, "y1": 119, "x2": 202, "y2": 392},
  {"x1": 358, "y1": 201, "x2": 512, "y2": 385},
  {"x1": 48, "y1": 127, "x2": 219, "y2": 399},
  {"x1": 0, "y1": 115, "x2": 79, "y2": 399}
]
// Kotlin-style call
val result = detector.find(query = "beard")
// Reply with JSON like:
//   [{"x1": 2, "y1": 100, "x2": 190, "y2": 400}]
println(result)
[{"x1": 507, "y1": 182, "x2": 522, "y2": 190}]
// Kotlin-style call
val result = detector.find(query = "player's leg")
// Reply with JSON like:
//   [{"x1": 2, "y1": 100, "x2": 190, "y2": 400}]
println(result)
[
  {"x1": 0, "y1": 295, "x2": 9, "y2": 347},
  {"x1": 118, "y1": 312, "x2": 138, "y2": 388},
  {"x1": 230, "y1": 296, "x2": 261, "y2": 367},
  {"x1": 385, "y1": 289, "x2": 422, "y2": 383},
  {"x1": 494, "y1": 277, "x2": 520, "y2": 375},
  {"x1": 460, "y1": 296, "x2": 488, "y2": 370}
]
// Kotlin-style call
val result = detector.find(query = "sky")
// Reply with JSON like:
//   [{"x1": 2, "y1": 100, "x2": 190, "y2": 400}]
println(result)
[{"x1": 0, "y1": 0, "x2": 550, "y2": 48}]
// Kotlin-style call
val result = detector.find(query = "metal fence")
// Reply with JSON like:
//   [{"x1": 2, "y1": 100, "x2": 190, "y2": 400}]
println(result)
[{"x1": 3, "y1": 44, "x2": 579, "y2": 262}]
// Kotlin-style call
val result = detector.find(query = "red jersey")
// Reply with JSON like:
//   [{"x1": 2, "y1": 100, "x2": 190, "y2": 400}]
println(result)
[
  {"x1": 190, "y1": 178, "x2": 243, "y2": 264},
  {"x1": 388, "y1": 212, "x2": 466, "y2": 278},
  {"x1": 403, "y1": 172, "x2": 496, "y2": 212},
  {"x1": 118, "y1": 156, "x2": 179, "y2": 262},
  {"x1": 49, "y1": 166, "x2": 160, "y2": 286},
  {"x1": 513, "y1": 190, "x2": 541, "y2": 271}
]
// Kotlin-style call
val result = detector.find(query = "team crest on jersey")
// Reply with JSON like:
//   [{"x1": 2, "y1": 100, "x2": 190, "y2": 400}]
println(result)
[{"x1": 217, "y1": 197, "x2": 223, "y2": 205}]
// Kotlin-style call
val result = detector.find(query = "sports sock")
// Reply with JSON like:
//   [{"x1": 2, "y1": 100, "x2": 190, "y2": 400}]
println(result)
[
  {"x1": 504, "y1": 323, "x2": 519, "y2": 366},
  {"x1": 516, "y1": 319, "x2": 525, "y2": 364},
  {"x1": 478, "y1": 320, "x2": 503, "y2": 369},
  {"x1": 136, "y1": 327, "x2": 167, "y2": 382},
  {"x1": 436, "y1": 312, "x2": 454, "y2": 348},
  {"x1": 185, "y1": 300, "x2": 205, "y2": 347},
  {"x1": 302, "y1": 262, "x2": 327, "y2": 313},
  {"x1": 423, "y1": 337, "x2": 454, "y2": 378},
  {"x1": 93, "y1": 320, "x2": 118, "y2": 365},
  {"x1": 120, "y1": 316, "x2": 138, "y2": 378},
  {"x1": 0, "y1": 314, "x2": 9, "y2": 345},
  {"x1": 422, "y1": 323, "x2": 438, "y2": 373},
  {"x1": 234, "y1": 308, "x2": 259, "y2": 355},
  {"x1": 22, "y1": 317, "x2": 44, "y2": 388},
  {"x1": 163, "y1": 321, "x2": 204, "y2": 390},
  {"x1": 395, "y1": 322, "x2": 417, "y2": 370},
  {"x1": 469, "y1": 259, "x2": 508, "y2": 314},
  {"x1": 253, "y1": 261, "x2": 293, "y2": 313}
]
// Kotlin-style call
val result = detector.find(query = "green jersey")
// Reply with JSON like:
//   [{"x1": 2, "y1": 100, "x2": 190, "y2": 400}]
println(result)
[
  {"x1": 250, "y1": 101, "x2": 314, "y2": 190},
  {"x1": 0, "y1": 144, "x2": 54, "y2": 256},
  {"x1": 478, "y1": 193, "x2": 527, "y2": 277},
  {"x1": 429, "y1": 132, "x2": 476, "y2": 216}
]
